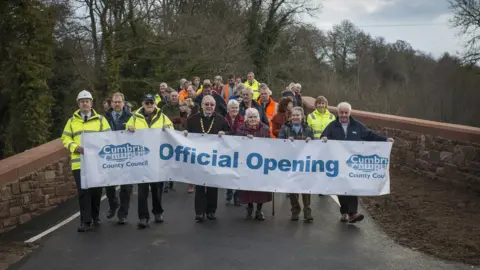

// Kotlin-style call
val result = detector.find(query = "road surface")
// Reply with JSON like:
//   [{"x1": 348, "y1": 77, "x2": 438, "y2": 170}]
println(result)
[{"x1": 7, "y1": 184, "x2": 475, "y2": 270}]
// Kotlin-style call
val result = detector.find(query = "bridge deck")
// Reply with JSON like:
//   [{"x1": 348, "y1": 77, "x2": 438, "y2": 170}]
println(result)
[{"x1": 8, "y1": 184, "x2": 472, "y2": 270}]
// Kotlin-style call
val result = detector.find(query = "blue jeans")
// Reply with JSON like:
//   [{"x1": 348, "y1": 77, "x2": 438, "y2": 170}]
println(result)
[{"x1": 226, "y1": 189, "x2": 239, "y2": 202}]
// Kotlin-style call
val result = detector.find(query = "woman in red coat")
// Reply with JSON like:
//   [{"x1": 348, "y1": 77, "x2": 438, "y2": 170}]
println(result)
[
  {"x1": 234, "y1": 107, "x2": 272, "y2": 221},
  {"x1": 225, "y1": 99, "x2": 244, "y2": 204}
]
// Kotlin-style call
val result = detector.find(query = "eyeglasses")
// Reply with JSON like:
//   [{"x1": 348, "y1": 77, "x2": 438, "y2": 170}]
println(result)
[
  {"x1": 144, "y1": 101, "x2": 154, "y2": 105},
  {"x1": 203, "y1": 103, "x2": 215, "y2": 107}
]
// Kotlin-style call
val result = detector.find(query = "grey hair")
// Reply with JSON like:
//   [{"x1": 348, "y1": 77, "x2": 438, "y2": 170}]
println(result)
[
  {"x1": 337, "y1": 102, "x2": 352, "y2": 112},
  {"x1": 202, "y1": 95, "x2": 216, "y2": 104},
  {"x1": 236, "y1": 83, "x2": 246, "y2": 91},
  {"x1": 203, "y1": 79, "x2": 211, "y2": 85},
  {"x1": 227, "y1": 99, "x2": 239, "y2": 109},
  {"x1": 259, "y1": 84, "x2": 272, "y2": 95},
  {"x1": 214, "y1": 75, "x2": 222, "y2": 82},
  {"x1": 241, "y1": 87, "x2": 253, "y2": 95},
  {"x1": 294, "y1": 83, "x2": 302, "y2": 89},
  {"x1": 245, "y1": 107, "x2": 259, "y2": 118}
]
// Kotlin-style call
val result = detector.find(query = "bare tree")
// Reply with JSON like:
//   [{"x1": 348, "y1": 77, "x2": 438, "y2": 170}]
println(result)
[{"x1": 449, "y1": 0, "x2": 480, "y2": 63}]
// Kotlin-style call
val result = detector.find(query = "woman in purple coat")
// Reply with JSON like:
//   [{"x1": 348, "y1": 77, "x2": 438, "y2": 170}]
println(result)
[{"x1": 234, "y1": 107, "x2": 273, "y2": 221}]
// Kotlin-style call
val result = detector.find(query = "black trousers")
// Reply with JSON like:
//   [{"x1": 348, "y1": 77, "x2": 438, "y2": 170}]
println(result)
[
  {"x1": 138, "y1": 182, "x2": 164, "y2": 220},
  {"x1": 117, "y1": 185, "x2": 133, "y2": 219},
  {"x1": 105, "y1": 186, "x2": 118, "y2": 210},
  {"x1": 338, "y1": 195, "x2": 358, "y2": 214},
  {"x1": 72, "y1": 170, "x2": 102, "y2": 224},
  {"x1": 195, "y1": 186, "x2": 218, "y2": 215}
]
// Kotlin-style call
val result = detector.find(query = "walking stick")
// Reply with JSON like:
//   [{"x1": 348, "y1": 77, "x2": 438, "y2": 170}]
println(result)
[{"x1": 272, "y1": 192, "x2": 275, "y2": 216}]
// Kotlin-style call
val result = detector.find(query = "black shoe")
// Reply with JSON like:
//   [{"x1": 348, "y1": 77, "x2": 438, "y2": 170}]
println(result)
[
  {"x1": 195, "y1": 214, "x2": 205, "y2": 222},
  {"x1": 138, "y1": 219, "x2": 148, "y2": 228},
  {"x1": 77, "y1": 223, "x2": 90, "y2": 232},
  {"x1": 154, "y1": 214, "x2": 164, "y2": 223},
  {"x1": 93, "y1": 218, "x2": 101, "y2": 226},
  {"x1": 255, "y1": 211, "x2": 265, "y2": 221},
  {"x1": 206, "y1": 213, "x2": 216, "y2": 220},
  {"x1": 107, "y1": 203, "x2": 119, "y2": 219},
  {"x1": 117, "y1": 217, "x2": 127, "y2": 225}
]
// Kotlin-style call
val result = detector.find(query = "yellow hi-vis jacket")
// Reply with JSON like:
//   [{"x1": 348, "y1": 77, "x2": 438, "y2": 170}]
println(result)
[
  {"x1": 61, "y1": 109, "x2": 111, "y2": 170},
  {"x1": 306, "y1": 109, "x2": 336, "y2": 139},
  {"x1": 154, "y1": 93, "x2": 162, "y2": 105},
  {"x1": 244, "y1": 79, "x2": 260, "y2": 100},
  {"x1": 125, "y1": 107, "x2": 174, "y2": 130}
]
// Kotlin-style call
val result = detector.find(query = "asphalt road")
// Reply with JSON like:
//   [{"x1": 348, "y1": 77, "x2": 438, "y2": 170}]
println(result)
[{"x1": 8, "y1": 184, "x2": 475, "y2": 270}]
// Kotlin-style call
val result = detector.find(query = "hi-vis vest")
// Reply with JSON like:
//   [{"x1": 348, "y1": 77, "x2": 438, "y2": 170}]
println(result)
[
  {"x1": 61, "y1": 109, "x2": 111, "y2": 170},
  {"x1": 126, "y1": 108, "x2": 174, "y2": 130},
  {"x1": 244, "y1": 79, "x2": 260, "y2": 100},
  {"x1": 257, "y1": 97, "x2": 278, "y2": 137},
  {"x1": 154, "y1": 94, "x2": 162, "y2": 105},
  {"x1": 306, "y1": 109, "x2": 335, "y2": 139},
  {"x1": 222, "y1": 84, "x2": 230, "y2": 102},
  {"x1": 196, "y1": 85, "x2": 203, "y2": 95}
]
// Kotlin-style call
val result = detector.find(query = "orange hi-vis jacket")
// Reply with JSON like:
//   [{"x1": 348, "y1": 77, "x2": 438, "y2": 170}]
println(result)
[
  {"x1": 257, "y1": 96, "x2": 278, "y2": 137},
  {"x1": 178, "y1": 88, "x2": 188, "y2": 102}
]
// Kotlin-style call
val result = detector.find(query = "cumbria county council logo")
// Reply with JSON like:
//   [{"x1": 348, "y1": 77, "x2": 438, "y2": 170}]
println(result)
[
  {"x1": 98, "y1": 143, "x2": 150, "y2": 162},
  {"x1": 346, "y1": 154, "x2": 389, "y2": 172}
]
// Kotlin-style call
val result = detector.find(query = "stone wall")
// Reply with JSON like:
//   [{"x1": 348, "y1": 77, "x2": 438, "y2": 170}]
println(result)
[
  {"x1": 302, "y1": 96, "x2": 480, "y2": 191},
  {"x1": 0, "y1": 139, "x2": 74, "y2": 234},
  {"x1": 369, "y1": 126, "x2": 480, "y2": 190}
]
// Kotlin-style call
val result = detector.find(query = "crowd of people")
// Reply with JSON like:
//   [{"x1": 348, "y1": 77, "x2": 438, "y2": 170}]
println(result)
[{"x1": 61, "y1": 72, "x2": 394, "y2": 232}]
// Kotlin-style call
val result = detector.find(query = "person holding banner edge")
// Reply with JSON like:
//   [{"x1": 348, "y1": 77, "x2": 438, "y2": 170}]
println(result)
[
  {"x1": 126, "y1": 94, "x2": 174, "y2": 229},
  {"x1": 278, "y1": 106, "x2": 315, "y2": 222},
  {"x1": 234, "y1": 107, "x2": 273, "y2": 221},
  {"x1": 321, "y1": 101, "x2": 394, "y2": 223},
  {"x1": 104, "y1": 92, "x2": 133, "y2": 224},
  {"x1": 61, "y1": 90, "x2": 111, "y2": 232},
  {"x1": 306, "y1": 95, "x2": 336, "y2": 197},
  {"x1": 184, "y1": 94, "x2": 232, "y2": 222},
  {"x1": 224, "y1": 99, "x2": 244, "y2": 206}
]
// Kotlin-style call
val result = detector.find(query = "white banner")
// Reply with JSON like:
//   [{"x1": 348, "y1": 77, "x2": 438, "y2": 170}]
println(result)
[{"x1": 80, "y1": 129, "x2": 392, "y2": 195}]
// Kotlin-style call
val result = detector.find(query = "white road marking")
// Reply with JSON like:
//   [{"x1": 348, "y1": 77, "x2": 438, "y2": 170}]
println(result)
[
  {"x1": 25, "y1": 187, "x2": 118, "y2": 244},
  {"x1": 24, "y1": 188, "x2": 340, "y2": 243},
  {"x1": 330, "y1": 195, "x2": 340, "y2": 206}
]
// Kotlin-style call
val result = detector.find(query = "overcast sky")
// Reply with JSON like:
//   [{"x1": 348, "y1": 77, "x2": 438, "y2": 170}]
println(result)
[{"x1": 304, "y1": 0, "x2": 465, "y2": 59}]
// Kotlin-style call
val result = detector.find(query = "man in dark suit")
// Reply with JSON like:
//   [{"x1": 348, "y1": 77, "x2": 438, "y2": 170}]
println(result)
[{"x1": 104, "y1": 92, "x2": 133, "y2": 224}]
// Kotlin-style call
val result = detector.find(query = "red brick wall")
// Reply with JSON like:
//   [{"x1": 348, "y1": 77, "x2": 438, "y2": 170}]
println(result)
[{"x1": 0, "y1": 139, "x2": 75, "y2": 234}]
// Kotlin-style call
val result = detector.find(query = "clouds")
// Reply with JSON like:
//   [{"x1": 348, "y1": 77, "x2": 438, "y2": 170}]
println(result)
[
  {"x1": 366, "y1": 0, "x2": 450, "y2": 21},
  {"x1": 304, "y1": 0, "x2": 464, "y2": 58}
]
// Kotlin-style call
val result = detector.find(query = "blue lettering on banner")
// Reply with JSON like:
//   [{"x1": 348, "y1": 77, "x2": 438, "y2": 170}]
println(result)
[
  {"x1": 346, "y1": 154, "x2": 389, "y2": 179},
  {"x1": 99, "y1": 143, "x2": 150, "y2": 162},
  {"x1": 99, "y1": 143, "x2": 150, "y2": 169},
  {"x1": 159, "y1": 143, "x2": 339, "y2": 177}
]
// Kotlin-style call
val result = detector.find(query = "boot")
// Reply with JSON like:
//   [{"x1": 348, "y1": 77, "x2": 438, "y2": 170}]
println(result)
[{"x1": 255, "y1": 211, "x2": 265, "y2": 221}]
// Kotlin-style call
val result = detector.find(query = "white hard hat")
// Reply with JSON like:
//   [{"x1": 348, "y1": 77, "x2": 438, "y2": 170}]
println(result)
[{"x1": 77, "y1": 90, "x2": 93, "y2": 101}]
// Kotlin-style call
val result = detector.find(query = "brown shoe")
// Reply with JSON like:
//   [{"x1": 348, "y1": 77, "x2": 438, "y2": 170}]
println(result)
[
  {"x1": 348, "y1": 213, "x2": 364, "y2": 223},
  {"x1": 340, "y1": 214, "x2": 349, "y2": 222}
]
